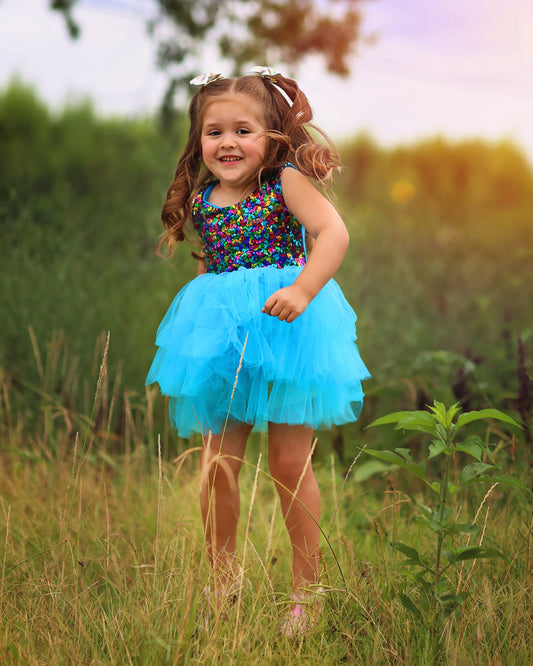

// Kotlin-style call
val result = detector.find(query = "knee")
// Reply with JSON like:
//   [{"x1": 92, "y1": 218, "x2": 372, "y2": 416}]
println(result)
[
  {"x1": 201, "y1": 450, "x2": 242, "y2": 489},
  {"x1": 268, "y1": 448, "x2": 310, "y2": 489}
]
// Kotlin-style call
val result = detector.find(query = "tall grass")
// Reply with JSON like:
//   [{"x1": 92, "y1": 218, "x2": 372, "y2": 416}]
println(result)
[{"x1": 1, "y1": 334, "x2": 532, "y2": 664}]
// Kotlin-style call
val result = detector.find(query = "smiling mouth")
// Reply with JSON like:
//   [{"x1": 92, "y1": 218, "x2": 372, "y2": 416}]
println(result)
[{"x1": 219, "y1": 156, "x2": 242, "y2": 163}]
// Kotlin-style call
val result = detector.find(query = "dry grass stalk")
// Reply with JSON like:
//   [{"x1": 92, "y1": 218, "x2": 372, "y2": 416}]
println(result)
[
  {"x1": 94, "y1": 330, "x2": 110, "y2": 406},
  {"x1": 456, "y1": 482, "x2": 498, "y2": 592},
  {"x1": 28, "y1": 325, "x2": 44, "y2": 382},
  {"x1": 155, "y1": 433, "x2": 163, "y2": 574},
  {"x1": 233, "y1": 451, "x2": 263, "y2": 649},
  {"x1": 327, "y1": 446, "x2": 366, "y2": 540},
  {"x1": 1, "y1": 502, "x2": 11, "y2": 605}
]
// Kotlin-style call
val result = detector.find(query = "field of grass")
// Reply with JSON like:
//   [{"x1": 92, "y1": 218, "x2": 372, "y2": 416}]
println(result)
[
  {"x1": 1, "y1": 83, "x2": 532, "y2": 663},
  {"x1": 1, "y1": 336, "x2": 532, "y2": 664}
]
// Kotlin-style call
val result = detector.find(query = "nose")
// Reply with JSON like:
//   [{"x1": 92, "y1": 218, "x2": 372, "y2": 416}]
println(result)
[{"x1": 220, "y1": 131, "x2": 236, "y2": 149}]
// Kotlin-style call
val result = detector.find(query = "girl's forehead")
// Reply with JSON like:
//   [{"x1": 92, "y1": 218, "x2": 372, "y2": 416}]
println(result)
[{"x1": 201, "y1": 93, "x2": 266, "y2": 124}]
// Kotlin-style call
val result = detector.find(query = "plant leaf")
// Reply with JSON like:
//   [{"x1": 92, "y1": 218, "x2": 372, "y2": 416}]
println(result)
[
  {"x1": 461, "y1": 463, "x2": 497, "y2": 483},
  {"x1": 398, "y1": 593, "x2": 423, "y2": 620},
  {"x1": 392, "y1": 541, "x2": 422, "y2": 562},
  {"x1": 416, "y1": 504, "x2": 433, "y2": 519},
  {"x1": 462, "y1": 475, "x2": 530, "y2": 491},
  {"x1": 395, "y1": 448, "x2": 414, "y2": 462},
  {"x1": 429, "y1": 401, "x2": 461, "y2": 429},
  {"x1": 434, "y1": 591, "x2": 468, "y2": 610},
  {"x1": 396, "y1": 412, "x2": 438, "y2": 435},
  {"x1": 428, "y1": 440, "x2": 447, "y2": 459},
  {"x1": 353, "y1": 460, "x2": 396, "y2": 482},
  {"x1": 444, "y1": 522, "x2": 480, "y2": 537},
  {"x1": 365, "y1": 449, "x2": 428, "y2": 484},
  {"x1": 447, "y1": 481, "x2": 459, "y2": 497},
  {"x1": 444, "y1": 546, "x2": 506, "y2": 563},
  {"x1": 367, "y1": 411, "x2": 415, "y2": 427},
  {"x1": 368, "y1": 411, "x2": 437, "y2": 435},
  {"x1": 456, "y1": 409, "x2": 521, "y2": 430},
  {"x1": 455, "y1": 436, "x2": 484, "y2": 461}
]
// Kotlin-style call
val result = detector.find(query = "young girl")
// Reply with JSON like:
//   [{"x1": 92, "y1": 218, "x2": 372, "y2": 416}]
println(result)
[{"x1": 146, "y1": 67, "x2": 370, "y2": 635}]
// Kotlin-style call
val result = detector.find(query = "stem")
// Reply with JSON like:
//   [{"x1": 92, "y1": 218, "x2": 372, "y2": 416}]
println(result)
[{"x1": 434, "y1": 428, "x2": 453, "y2": 595}]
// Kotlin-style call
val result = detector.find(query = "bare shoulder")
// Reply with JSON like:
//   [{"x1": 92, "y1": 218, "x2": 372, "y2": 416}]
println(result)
[
  {"x1": 280, "y1": 165, "x2": 345, "y2": 237},
  {"x1": 280, "y1": 165, "x2": 318, "y2": 204}
]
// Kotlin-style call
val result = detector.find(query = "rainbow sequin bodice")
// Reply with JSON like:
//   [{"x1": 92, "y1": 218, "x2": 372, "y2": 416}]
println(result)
[{"x1": 191, "y1": 167, "x2": 306, "y2": 274}]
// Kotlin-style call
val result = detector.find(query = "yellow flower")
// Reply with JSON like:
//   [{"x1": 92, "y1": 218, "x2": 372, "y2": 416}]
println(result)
[{"x1": 390, "y1": 179, "x2": 416, "y2": 204}]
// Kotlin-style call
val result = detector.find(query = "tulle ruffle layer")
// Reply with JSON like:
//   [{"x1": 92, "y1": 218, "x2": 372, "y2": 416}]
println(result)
[{"x1": 146, "y1": 265, "x2": 370, "y2": 436}]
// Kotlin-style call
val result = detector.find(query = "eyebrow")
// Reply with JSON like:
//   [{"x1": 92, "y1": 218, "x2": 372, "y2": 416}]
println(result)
[{"x1": 203, "y1": 119, "x2": 259, "y2": 128}]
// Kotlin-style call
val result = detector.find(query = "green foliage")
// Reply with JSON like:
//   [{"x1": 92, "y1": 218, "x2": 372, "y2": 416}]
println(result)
[
  {"x1": 1, "y1": 82, "x2": 532, "y2": 449},
  {"x1": 335, "y1": 134, "x2": 533, "y2": 436},
  {"x1": 0, "y1": 81, "x2": 191, "y2": 394},
  {"x1": 366, "y1": 400, "x2": 528, "y2": 644}
]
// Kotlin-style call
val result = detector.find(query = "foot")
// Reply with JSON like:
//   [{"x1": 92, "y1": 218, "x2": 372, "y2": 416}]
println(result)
[
  {"x1": 280, "y1": 588, "x2": 323, "y2": 638},
  {"x1": 202, "y1": 566, "x2": 249, "y2": 621}
]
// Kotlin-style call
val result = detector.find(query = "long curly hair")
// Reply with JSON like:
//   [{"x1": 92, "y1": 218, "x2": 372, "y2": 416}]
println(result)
[{"x1": 157, "y1": 73, "x2": 341, "y2": 256}]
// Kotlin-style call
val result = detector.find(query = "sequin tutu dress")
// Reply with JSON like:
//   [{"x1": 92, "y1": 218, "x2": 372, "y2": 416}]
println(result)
[{"x1": 146, "y1": 164, "x2": 370, "y2": 437}]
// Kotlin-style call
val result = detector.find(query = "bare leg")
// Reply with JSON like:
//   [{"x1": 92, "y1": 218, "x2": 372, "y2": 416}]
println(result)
[
  {"x1": 268, "y1": 423, "x2": 321, "y2": 592},
  {"x1": 200, "y1": 424, "x2": 251, "y2": 590}
]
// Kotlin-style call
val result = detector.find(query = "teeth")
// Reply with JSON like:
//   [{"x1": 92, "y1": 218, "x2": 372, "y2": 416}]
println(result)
[{"x1": 221, "y1": 157, "x2": 241, "y2": 162}]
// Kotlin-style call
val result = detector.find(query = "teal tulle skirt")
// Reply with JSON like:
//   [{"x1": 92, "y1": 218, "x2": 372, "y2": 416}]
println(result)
[{"x1": 146, "y1": 265, "x2": 370, "y2": 437}]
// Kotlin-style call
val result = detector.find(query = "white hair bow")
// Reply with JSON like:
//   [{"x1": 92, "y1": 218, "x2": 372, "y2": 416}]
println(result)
[
  {"x1": 190, "y1": 67, "x2": 281, "y2": 87},
  {"x1": 247, "y1": 66, "x2": 279, "y2": 80},
  {"x1": 248, "y1": 66, "x2": 294, "y2": 108},
  {"x1": 189, "y1": 73, "x2": 224, "y2": 86}
]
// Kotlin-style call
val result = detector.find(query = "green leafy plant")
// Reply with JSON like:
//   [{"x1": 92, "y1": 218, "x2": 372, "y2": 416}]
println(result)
[{"x1": 366, "y1": 401, "x2": 526, "y2": 623}]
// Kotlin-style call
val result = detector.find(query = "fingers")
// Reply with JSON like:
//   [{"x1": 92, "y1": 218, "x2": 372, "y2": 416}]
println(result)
[
  {"x1": 262, "y1": 287, "x2": 307, "y2": 322},
  {"x1": 262, "y1": 302, "x2": 296, "y2": 322},
  {"x1": 262, "y1": 294, "x2": 289, "y2": 321},
  {"x1": 262, "y1": 298, "x2": 290, "y2": 321}
]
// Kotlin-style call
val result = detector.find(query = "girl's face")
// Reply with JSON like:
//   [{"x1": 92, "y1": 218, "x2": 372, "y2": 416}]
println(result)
[{"x1": 200, "y1": 93, "x2": 267, "y2": 197}]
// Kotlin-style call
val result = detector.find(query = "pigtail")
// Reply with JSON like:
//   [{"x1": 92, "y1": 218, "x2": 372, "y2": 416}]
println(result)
[
  {"x1": 156, "y1": 155, "x2": 199, "y2": 255},
  {"x1": 261, "y1": 74, "x2": 341, "y2": 188},
  {"x1": 156, "y1": 95, "x2": 206, "y2": 256}
]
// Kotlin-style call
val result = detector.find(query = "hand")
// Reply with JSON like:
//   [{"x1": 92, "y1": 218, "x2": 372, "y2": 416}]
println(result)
[{"x1": 262, "y1": 285, "x2": 312, "y2": 323}]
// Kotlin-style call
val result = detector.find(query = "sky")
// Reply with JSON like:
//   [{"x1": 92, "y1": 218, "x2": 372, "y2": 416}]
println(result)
[{"x1": 1, "y1": 0, "x2": 532, "y2": 163}]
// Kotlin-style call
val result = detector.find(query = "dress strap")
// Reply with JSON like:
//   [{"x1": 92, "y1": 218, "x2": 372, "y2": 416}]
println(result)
[
  {"x1": 281, "y1": 162, "x2": 297, "y2": 172},
  {"x1": 203, "y1": 182, "x2": 217, "y2": 204}
]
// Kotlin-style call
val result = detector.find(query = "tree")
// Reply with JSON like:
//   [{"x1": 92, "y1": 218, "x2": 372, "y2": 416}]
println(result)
[
  {"x1": 49, "y1": 0, "x2": 80, "y2": 38},
  {"x1": 50, "y1": 0, "x2": 370, "y2": 111}
]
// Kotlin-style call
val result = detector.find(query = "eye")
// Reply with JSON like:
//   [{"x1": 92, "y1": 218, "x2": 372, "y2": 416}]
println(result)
[
  {"x1": 237, "y1": 128, "x2": 251, "y2": 135},
  {"x1": 207, "y1": 129, "x2": 221, "y2": 136}
]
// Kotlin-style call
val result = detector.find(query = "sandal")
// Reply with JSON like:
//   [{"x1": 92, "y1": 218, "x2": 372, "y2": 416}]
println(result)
[{"x1": 280, "y1": 587, "x2": 323, "y2": 638}]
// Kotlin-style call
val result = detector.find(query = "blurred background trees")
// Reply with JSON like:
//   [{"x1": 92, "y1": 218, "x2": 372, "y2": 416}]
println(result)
[
  {"x1": 1, "y1": 81, "x2": 531, "y2": 451},
  {"x1": 49, "y1": 0, "x2": 369, "y2": 116},
  {"x1": 0, "y1": 2, "x2": 531, "y2": 450}
]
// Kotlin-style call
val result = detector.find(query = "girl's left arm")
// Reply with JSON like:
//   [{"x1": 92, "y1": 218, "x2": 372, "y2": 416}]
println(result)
[{"x1": 262, "y1": 167, "x2": 350, "y2": 322}]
